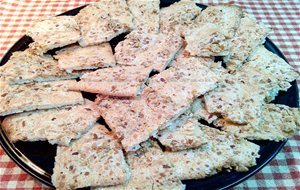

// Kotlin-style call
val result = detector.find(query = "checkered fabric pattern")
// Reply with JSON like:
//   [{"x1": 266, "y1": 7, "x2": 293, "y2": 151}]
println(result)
[{"x1": 0, "y1": 0, "x2": 299, "y2": 189}]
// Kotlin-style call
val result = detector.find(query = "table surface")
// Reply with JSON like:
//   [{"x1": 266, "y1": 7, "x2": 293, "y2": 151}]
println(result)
[{"x1": 0, "y1": 0, "x2": 299, "y2": 189}]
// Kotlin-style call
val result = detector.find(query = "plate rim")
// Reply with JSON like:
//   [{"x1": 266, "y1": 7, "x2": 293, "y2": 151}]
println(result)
[{"x1": 0, "y1": 2, "x2": 299, "y2": 190}]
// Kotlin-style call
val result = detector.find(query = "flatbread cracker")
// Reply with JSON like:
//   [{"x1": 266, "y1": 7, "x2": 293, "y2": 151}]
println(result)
[
  {"x1": 0, "y1": 80, "x2": 83, "y2": 116},
  {"x1": 0, "y1": 50, "x2": 81, "y2": 85},
  {"x1": 54, "y1": 44, "x2": 116, "y2": 73},
  {"x1": 94, "y1": 142, "x2": 184, "y2": 190},
  {"x1": 115, "y1": 30, "x2": 182, "y2": 72},
  {"x1": 160, "y1": 0, "x2": 202, "y2": 36},
  {"x1": 157, "y1": 116, "x2": 209, "y2": 151},
  {"x1": 225, "y1": 13, "x2": 272, "y2": 71},
  {"x1": 197, "y1": 5, "x2": 243, "y2": 38},
  {"x1": 144, "y1": 57, "x2": 219, "y2": 127},
  {"x1": 127, "y1": 0, "x2": 160, "y2": 33},
  {"x1": 76, "y1": 2, "x2": 133, "y2": 46},
  {"x1": 95, "y1": 95, "x2": 162, "y2": 152},
  {"x1": 215, "y1": 104, "x2": 300, "y2": 141},
  {"x1": 164, "y1": 125, "x2": 260, "y2": 180},
  {"x1": 204, "y1": 72, "x2": 265, "y2": 125},
  {"x1": 27, "y1": 16, "x2": 80, "y2": 52},
  {"x1": 241, "y1": 46, "x2": 299, "y2": 102},
  {"x1": 70, "y1": 65, "x2": 152, "y2": 97},
  {"x1": 185, "y1": 22, "x2": 229, "y2": 57},
  {"x1": 52, "y1": 124, "x2": 130, "y2": 189},
  {"x1": 1, "y1": 99, "x2": 100, "y2": 146}
]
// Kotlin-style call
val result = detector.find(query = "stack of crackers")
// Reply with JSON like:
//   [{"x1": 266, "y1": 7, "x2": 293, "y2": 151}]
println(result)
[{"x1": 0, "y1": 1, "x2": 299, "y2": 189}]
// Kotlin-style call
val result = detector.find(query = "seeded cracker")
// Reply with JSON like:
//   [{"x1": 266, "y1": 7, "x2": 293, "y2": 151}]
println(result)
[
  {"x1": 241, "y1": 46, "x2": 299, "y2": 102},
  {"x1": 96, "y1": 95, "x2": 161, "y2": 152},
  {"x1": 75, "y1": 1, "x2": 133, "y2": 47},
  {"x1": 197, "y1": 5, "x2": 243, "y2": 38},
  {"x1": 204, "y1": 73, "x2": 265, "y2": 125},
  {"x1": 0, "y1": 50, "x2": 81, "y2": 85},
  {"x1": 185, "y1": 23, "x2": 229, "y2": 57},
  {"x1": 164, "y1": 125, "x2": 260, "y2": 180},
  {"x1": 225, "y1": 13, "x2": 271, "y2": 71},
  {"x1": 70, "y1": 65, "x2": 152, "y2": 97},
  {"x1": 27, "y1": 16, "x2": 80, "y2": 53},
  {"x1": 160, "y1": 0, "x2": 202, "y2": 36},
  {"x1": 1, "y1": 99, "x2": 100, "y2": 146},
  {"x1": 54, "y1": 43, "x2": 116, "y2": 73},
  {"x1": 94, "y1": 142, "x2": 184, "y2": 190},
  {"x1": 115, "y1": 30, "x2": 182, "y2": 72},
  {"x1": 157, "y1": 116, "x2": 209, "y2": 151},
  {"x1": 127, "y1": 0, "x2": 160, "y2": 33},
  {"x1": 215, "y1": 104, "x2": 300, "y2": 141},
  {"x1": 0, "y1": 80, "x2": 83, "y2": 116},
  {"x1": 144, "y1": 57, "x2": 219, "y2": 126},
  {"x1": 52, "y1": 124, "x2": 130, "y2": 189}
]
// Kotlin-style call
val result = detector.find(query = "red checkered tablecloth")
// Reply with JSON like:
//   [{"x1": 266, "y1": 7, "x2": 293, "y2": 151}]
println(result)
[{"x1": 0, "y1": 0, "x2": 299, "y2": 189}]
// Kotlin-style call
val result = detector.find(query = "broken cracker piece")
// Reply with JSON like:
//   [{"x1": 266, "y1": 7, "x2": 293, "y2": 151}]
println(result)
[
  {"x1": 157, "y1": 116, "x2": 209, "y2": 151},
  {"x1": 70, "y1": 65, "x2": 152, "y2": 97},
  {"x1": 0, "y1": 80, "x2": 83, "y2": 116},
  {"x1": 0, "y1": 50, "x2": 81, "y2": 85},
  {"x1": 185, "y1": 22, "x2": 229, "y2": 57},
  {"x1": 94, "y1": 141, "x2": 184, "y2": 190},
  {"x1": 52, "y1": 124, "x2": 130, "y2": 189},
  {"x1": 27, "y1": 16, "x2": 80, "y2": 52},
  {"x1": 164, "y1": 125, "x2": 260, "y2": 180},
  {"x1": 128, "y1": 0, "x2": 160, "y2": 33},
  {"x1": 197, "y1": 5, "x2": 243, "y2": 38},
  {"x1": 54, "y1": 43, "x2": 116, "y2": 73},
  {"x1": 1, "y1": 99, "x2": 100, "y2": 146},
  {"x1": 225, "y1": 13, "x2": 272, "y2": 71},
  {"x1": 115, "y1": 30, "x2": 182, "y2": 72},
  {"x1": 160, "y1": 0, "x2": 202, "y2": 36},
  {"x1": 215, "y1": 104, "x2": 300, "y2": 141},
  {"x1": 76, "y1": 2, "x2": 133, "y2": 46}
]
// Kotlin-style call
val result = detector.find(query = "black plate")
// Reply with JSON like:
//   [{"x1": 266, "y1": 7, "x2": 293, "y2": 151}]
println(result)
[{"x1": 0, "y1": 1, "x2": 299, "y2": 190}]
